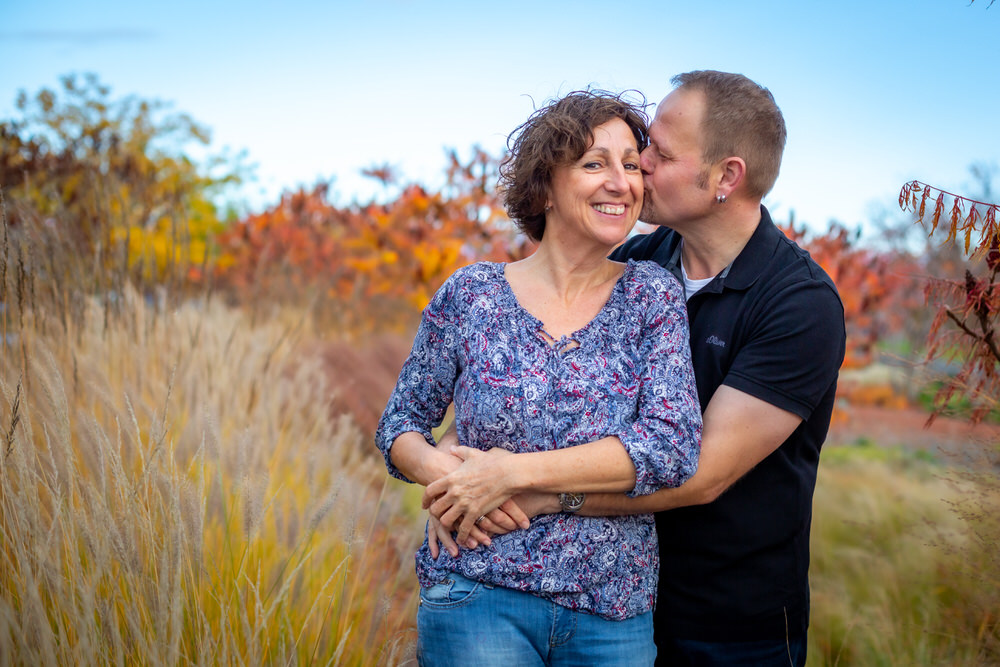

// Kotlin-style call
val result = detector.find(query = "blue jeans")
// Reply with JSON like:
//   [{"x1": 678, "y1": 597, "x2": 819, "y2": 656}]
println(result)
[
  {"x1": 656, "y1": 635, "x2": 807, "y2": 667},
  {"x1": 416, "y1": 573, "x2": 655, "y2": 666}
]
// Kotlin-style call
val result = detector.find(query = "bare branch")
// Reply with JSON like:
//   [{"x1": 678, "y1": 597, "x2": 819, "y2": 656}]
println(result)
[{"x1": 944, "y1": 308, "x2": 1000, "y2": 364}]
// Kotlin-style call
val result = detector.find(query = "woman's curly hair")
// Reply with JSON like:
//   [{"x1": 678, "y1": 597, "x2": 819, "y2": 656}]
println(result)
[{"x1": 499, "y1": 90, "x2": 648, "y2": 242}]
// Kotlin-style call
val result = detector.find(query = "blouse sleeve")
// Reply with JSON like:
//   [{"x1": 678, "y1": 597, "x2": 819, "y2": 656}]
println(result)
[
  {"x1": 374, "y1": 274, "x2": 463, "y2": 483},
  {"x1": 618, "y1": 265, "x2": 702, "y2": 497}
]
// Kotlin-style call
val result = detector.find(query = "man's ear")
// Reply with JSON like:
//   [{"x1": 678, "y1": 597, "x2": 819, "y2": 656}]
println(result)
[{"x1": 716, "y1": 156, "x2": 746, "y2": 199}]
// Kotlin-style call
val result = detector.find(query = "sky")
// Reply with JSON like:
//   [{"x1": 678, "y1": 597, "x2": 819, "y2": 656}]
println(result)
[{"x1": 1, "y1": 0, "x2": 998, "y2": 238}]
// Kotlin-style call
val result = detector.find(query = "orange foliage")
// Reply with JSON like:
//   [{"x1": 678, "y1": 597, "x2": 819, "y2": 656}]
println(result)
[
  {"x1": 211, "y1": 147, "x2": 931, "y2": 383},
  {"x1": 836, "y1": 382, "x2": 909, "y2": 410},
  {"x1": 1, "y1": 74, "x2": 238, "y2": 291},
  {"x1": 900, "y1": 180, "x2": 1000, "y2": 424},
  {"x1": 900, "y1": 180, "x2": 1000, "y2": 260},
  {"x1": 213, "y1": 149, "x2": 531, "y2": 332},
  {"x1": 780, "y1": 221, "x2": 918, "y2": 370}
]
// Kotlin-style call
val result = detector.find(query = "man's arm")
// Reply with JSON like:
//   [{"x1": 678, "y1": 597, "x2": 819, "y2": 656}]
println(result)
[
  {"x1": 388, "y1": 431, "x2": 462, "y2": 487},
  {"x1": 425, "y1": 436, "x2": 638, "y2": 541},
  {"x1": 578, "y1": 385, "x2": 802, "y2": 515},
  {"x1": 438, "y1": 385, "x2": 802, "y2": 530}
]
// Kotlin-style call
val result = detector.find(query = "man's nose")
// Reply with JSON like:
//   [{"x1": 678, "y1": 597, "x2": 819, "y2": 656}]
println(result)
[{"x1": 639, "y1": 146, "x2": 654, "y2": 175}]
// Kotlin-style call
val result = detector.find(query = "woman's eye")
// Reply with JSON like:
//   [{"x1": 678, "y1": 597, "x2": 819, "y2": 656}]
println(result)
[
  {"x1": 583, "y1": 161, "x2": 602, "y2": 169},
  {"x1": 624, "y1": 162, "x2": 640, "y2": 171}
]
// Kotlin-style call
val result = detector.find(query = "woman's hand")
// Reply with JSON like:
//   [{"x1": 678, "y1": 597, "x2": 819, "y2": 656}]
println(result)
[
  {"x1": 426, "y1": 507, "x2": 508, "y2": 558},
  {"x1": 426, "y1": 491, "x2": 559, "y2": 557},
  {"x1": 426, "y1": 512, "x2": 461, "y2": 559},
  {"x1": 423, "y1": 446, "x2": 529, "y2": 543},
  {"x1": 475, "y1": 492, "x2": 558, "y2": 536},
  {"x1": 475, "y1": 497, "x2": 531, "y2": 535}
]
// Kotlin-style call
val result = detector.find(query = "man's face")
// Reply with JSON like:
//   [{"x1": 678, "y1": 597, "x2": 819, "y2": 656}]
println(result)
[{"x1": 638, "y1": 88, "x2": 715, "y2": 230}]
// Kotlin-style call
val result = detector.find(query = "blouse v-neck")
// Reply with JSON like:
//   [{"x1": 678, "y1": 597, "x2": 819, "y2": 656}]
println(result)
[{"x1": 496, "y1": 260, "x2": 633, "y2": 351}]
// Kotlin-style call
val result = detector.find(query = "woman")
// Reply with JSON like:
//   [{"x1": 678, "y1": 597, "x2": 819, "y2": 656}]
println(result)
[{"x1": 375, "y1": 90, "x2": 701, "y2": 666}]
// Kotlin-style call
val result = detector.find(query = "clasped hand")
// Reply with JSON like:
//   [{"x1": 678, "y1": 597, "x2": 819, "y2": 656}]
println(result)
[{"x1": 423, "y1": 446, "x2": 528, "y2": 547}]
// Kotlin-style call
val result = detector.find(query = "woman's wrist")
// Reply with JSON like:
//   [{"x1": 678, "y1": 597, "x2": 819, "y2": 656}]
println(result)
[{"x1": 539, "y1": 493, "x2": 562, "y2": 515}]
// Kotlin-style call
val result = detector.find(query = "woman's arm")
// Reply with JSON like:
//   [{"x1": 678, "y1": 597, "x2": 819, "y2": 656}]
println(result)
[
  {"x1": 426, "y1": 268, "x2": 702, "y2": 542},
  {"x1": 477, "y1": 387, "x2": 801, "y2": 526},
  {"x1": 390, "y1": 430, "x2": 530, "y2": 554},
  {"x1": 375, "y1": 273, "x2": 464, "y2": 482}
]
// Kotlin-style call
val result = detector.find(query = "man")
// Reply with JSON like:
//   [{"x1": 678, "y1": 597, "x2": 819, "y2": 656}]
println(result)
[
  {"x1": 592, "y1": 70, "x2": 845, "y2": 665},
  {"x1": 429, "y1": 71, "x2": 845, "y2": 666}
]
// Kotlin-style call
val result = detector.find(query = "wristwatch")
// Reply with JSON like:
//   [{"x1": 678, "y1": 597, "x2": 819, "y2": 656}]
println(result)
[{"x1": 558, "y1": 492, "x2": 586, "y2": 513}]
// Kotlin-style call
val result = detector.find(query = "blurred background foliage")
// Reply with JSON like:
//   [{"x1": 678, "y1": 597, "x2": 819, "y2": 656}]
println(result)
[{"x1": 0, "y1": 74, "x2": 240, "y2": 292}]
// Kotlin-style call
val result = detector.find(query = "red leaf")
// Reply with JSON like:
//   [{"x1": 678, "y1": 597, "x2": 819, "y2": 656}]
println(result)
[
  {"x1": 899, "y1": 181, "x2": 912, "y2": 209},
  {"x1": 987, "y1": 233, "x2": 1000, "y2": 271},
  {"x1": 932, "y1": 192, "x2": 946, "y2": 233},
  {"x1": 918, "y1": 183, "x2": 931, "y2": 220}
]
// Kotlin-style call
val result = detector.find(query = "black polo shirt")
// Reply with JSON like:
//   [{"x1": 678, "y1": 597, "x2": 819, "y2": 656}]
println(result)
[{"x1": 611, "y1": 206, "x2": 846, "y2": 642}]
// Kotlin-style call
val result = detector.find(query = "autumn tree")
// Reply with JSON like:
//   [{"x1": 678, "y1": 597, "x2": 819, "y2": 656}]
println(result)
[
  {"x1": 899, "y1": 179, "x2": 1000, "y2": 423},
  {"x1": 897, "y1": 164, "x2": 1000, "y2": 660},
  {"x1": 213, "y1": 148, "x2": 530, "y2": 333},
  {"x1": 780, "y1": 219, "x2": 917, "y2": 373},
  {"x1": 0, "y1": 73, "x2": 243, "y2": 305}
]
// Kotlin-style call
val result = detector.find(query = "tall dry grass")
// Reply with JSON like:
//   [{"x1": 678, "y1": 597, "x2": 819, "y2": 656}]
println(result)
[
  {"x1": 0, "y1": 284, "x2": 422, "y2": 665},
  {"x1": 809, "y1": 443, "x2": 1000, "y2": 665}
]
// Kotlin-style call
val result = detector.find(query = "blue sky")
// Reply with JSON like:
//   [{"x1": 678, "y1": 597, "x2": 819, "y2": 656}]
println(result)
[{"x1": 2, "y1": 0, "x2": 998, "y2": 237}]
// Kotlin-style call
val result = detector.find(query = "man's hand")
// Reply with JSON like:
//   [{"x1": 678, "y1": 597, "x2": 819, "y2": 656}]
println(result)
[
  {"x1": 426, "y1": 491, "x2": 559, "y2": 557},
  {"x1": 426, "y1": 512, "x2": 462, "y2": 559},
  {"x1": 425, "y1": 435, "x2": 638, "y2": 541},
  {"x1": 433, "y1": 427, "x2": 533, "y2": 540},
  {"x1": 426, "y1": 494, "x2": 543, "y2": 557}
]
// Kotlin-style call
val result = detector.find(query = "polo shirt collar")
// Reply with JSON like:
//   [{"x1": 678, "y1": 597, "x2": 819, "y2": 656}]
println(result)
[
  {"x1": 719, "y1": 205, "x2": 782, "y2": 291},
  {"x1": 668, "y1": 205, "x2": 781, "y2": 294}
]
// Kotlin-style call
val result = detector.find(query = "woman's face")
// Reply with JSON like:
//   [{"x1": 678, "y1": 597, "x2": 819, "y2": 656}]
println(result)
[{"x1": 545, "y1": 118, "x2": 643, "y2": 251}]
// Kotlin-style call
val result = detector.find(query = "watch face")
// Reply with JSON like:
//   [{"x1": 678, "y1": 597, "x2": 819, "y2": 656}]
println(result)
[{"x1": 559, "y1": 492, "x2": 585, "y2": 512}]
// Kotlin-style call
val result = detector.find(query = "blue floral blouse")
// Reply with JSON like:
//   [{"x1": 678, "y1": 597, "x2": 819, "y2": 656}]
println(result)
[{"x1": 375, "y1": 260, "x2": 702, "y2": 620}]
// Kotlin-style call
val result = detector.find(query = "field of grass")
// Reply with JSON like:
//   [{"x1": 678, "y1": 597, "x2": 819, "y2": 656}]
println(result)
[
  {"x1": 0, "y1": 289, "x2": 423, "y2": 665},
  {"x1": 810, "y1": 442, "x2": 1000, "y2": 665},
  {"x1": 1, "y1": 278, "x2": 997, "y2": 665},
  {"x1": 4, "y1": 80, "x2": 999, "y2": 664}
]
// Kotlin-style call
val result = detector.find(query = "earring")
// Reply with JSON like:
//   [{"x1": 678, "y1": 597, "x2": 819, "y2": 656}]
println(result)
[{"x1": 716, "y1": 194, "x2": 727, "y2": 204}]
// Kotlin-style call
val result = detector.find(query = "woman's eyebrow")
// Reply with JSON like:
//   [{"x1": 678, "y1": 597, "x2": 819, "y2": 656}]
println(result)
[{"x1": 583, "y1": 146, "x2": 639, "y2": 157}]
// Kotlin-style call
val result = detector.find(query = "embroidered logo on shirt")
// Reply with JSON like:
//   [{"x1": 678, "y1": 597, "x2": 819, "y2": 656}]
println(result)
[{"x1": 706, "y1": 335, "x2": 727, "y2": 348}]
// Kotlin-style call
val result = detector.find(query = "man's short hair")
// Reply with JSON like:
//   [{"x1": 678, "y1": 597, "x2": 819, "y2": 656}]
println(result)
[{"x1": 673, "y1": 71, "x2": 786, "y2": 199}]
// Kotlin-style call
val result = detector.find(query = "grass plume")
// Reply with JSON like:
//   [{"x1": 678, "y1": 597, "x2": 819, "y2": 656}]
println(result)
[
  {"x1": 0, "y1": 286, "x2": 421, "y2": 665},
  {"x1": 810, "y1": 442, "x2": 1000, "y2": 665}
]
